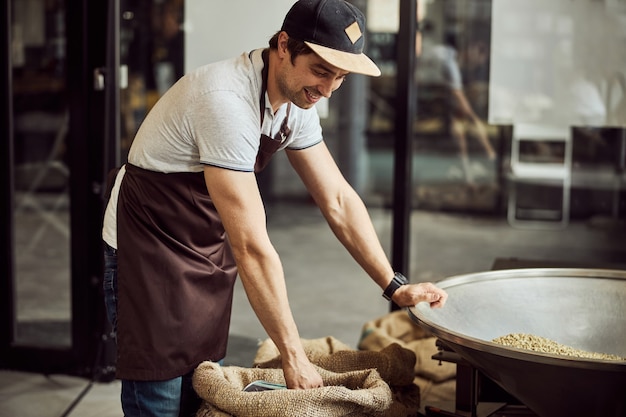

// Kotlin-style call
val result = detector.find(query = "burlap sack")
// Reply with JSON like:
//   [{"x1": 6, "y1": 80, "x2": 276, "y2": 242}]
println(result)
[
  {"x1": 192, "y1": 361, "x2": 392, "y2": 417},
  {"x1": 254, "y1": 336, "x2": 353, "y2": 366},
  {"x1": 252, "y1": 337, "x2": 421, "y2": 417},
  {"x1": 358, "y1": 310, "x2": 456, "y2": 383},
  {"x1": 254, "y1": 337, "x2": 416, "y2": 387}
]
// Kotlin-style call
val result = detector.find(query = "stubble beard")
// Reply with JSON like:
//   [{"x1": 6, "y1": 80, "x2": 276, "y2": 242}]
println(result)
[{"x1": 276, "y1": 72, "x2": 314, "y2": 110}]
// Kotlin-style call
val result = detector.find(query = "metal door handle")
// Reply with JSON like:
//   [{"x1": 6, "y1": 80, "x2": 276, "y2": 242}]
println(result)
[{"x1": 93, "y1": 67, "x2": 106, "y2": 91}]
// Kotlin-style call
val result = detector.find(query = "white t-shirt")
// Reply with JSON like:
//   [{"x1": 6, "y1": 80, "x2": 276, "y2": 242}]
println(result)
[
  {"x1": 102, "y1": 48, "x2": 323, "y2": 248},
  {"x1": 417, "y1": 43, "x2": 463, "y2": 91}
]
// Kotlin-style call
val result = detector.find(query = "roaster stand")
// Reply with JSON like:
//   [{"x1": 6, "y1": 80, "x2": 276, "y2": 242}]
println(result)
[{"x1": 423, "y1": 340, "x2": 538, "y2": 417}]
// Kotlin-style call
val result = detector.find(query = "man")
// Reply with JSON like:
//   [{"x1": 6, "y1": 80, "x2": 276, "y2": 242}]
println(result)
[
  {"x1": 417, "y1": 23, "x2": 496, "y2": 184},
  {"x1": 102, "y1": 1, "x2": 448, "y2": 416}
]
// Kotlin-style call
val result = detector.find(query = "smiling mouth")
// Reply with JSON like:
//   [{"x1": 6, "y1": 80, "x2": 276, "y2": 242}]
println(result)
[{"x1": 304, "y1": 88, "x2": 321, "y2": 102}]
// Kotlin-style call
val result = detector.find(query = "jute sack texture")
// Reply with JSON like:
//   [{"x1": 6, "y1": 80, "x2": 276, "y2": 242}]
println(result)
[
  {"x1": 255, "y1": 337, "x2": 417, "y2": 388},
  {"x1": 193, "y1": 337, "x2": 421, "y2": 417},
  {"x1": 358, "y1": 310, "x2": 456, "y2": 382},
  {"x1": 192, "y1": 361, "x2": 392, "y2": 417},
  {"x1": 191, "y1": 312, "x2": 446, "y2": 417},
  {"x1": 255, "y1": 337, "x2": 421, "y2": 416},
  {"x1": 358, "y1": 311, "x2": 457, "y2": 407}
]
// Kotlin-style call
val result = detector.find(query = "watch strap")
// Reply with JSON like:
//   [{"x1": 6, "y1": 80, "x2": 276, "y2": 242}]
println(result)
[{"x1": 383, "y1": 272, "x2": 408, "y2": 301}]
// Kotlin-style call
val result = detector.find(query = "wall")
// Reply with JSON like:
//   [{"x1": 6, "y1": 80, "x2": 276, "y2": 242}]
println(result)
[
  {"x1": 185, "y1": 0, "x2": 295, "y2": 72},
  {"x1": 489, "y1": 0, "x2": 626, "y2": 127}
]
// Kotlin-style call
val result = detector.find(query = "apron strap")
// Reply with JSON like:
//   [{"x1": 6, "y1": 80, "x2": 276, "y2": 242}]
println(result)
[{"x1": 254, "y1": 49, "x2": 291, "y2": 173}]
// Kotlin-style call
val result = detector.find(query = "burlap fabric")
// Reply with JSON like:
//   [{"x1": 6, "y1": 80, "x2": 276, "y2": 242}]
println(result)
[
  {"x1": 193, "y1": 336, "x2": 421, "y2": 417},
  {"x1": 357, "y1": 310, "x2": 455, "y2": 383},
  {"x1": 252, "y1": 337, "x2": 421, "y2": 417},
  {"x1": 192, "y1": 362, "x2": 392, "y2": 417},
  {"x1": 192, "y1": 312, "x2": 453, "y2": 417},
  {"x1": 358, "y1": 311, "x2": 456, "y2": 405},
  {"x1": 254, "y1": 335, "x2": 353, "y2": 366},
  {"x1": 254, "y1": 337, "x2": 417, "y2": 387}
]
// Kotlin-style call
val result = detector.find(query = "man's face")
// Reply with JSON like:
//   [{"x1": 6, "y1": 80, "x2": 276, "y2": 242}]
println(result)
[{"x1": 275, "y1": 44, "x2": 349, "y2": 110}]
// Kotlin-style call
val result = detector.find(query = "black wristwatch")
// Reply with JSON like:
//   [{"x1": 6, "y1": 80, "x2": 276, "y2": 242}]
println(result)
[{"x1": 382, "y1": 272, "x2": 409, "y2": 301}]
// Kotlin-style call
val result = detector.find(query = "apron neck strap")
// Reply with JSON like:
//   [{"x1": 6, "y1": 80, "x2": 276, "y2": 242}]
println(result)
[
  {"x1": 260, "y1": 49, "x2": 269, "y2": 125},
  {"x1": 259, "y1": 49, "x2": 291, "y2": 127}
]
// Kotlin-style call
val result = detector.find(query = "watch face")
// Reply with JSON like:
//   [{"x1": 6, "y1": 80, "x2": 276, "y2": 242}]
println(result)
[{"x1": 395, "y1": 273, "x2": 408, "y2": 285}]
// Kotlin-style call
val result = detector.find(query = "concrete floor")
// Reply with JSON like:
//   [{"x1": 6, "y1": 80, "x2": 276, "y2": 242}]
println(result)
[{"x1": 2, "y1": 196, "x2": 625, "y2": 416}]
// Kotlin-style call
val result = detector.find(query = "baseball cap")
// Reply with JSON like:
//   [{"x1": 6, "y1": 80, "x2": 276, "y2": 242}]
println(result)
[{"x1": 281, "y1": 0, "x2": 381, "y2": 77}]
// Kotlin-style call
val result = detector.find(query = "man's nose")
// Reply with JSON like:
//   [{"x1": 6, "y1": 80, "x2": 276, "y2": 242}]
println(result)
[{"x1": 319, "y1": 78, "x2": 341, "y2": 98}]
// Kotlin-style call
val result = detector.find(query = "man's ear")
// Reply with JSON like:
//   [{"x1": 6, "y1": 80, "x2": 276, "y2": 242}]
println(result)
[{"x1": 277, "y1": 31, "x2": 290, "y2": 58}]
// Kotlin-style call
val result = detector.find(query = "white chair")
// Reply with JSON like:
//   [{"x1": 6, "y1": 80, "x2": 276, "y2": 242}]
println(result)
[{"x1": 507, "y1": 124, "x2": 573, "y2": 229}]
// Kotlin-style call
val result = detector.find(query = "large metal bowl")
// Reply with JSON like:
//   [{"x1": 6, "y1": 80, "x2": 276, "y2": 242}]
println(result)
[{"x1": 408, "y1": 268, "x2": 626, "y2": 417}]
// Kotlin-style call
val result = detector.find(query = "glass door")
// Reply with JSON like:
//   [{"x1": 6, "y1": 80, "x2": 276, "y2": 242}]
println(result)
[
  {"x1": 10, "y1": 0, "x2": 71, "y2": 349},
  {"x1": 1, "y1": 0, "x2": 113, "y2": 378},
  {"x1": 1, "y1": 0, "x2": 185, "y2": 379}
]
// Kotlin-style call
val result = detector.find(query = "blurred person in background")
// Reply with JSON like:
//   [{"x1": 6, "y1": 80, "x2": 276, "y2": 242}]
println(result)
[{"x1": 417, "y1": 20, "x2": 496, "y2": 185}]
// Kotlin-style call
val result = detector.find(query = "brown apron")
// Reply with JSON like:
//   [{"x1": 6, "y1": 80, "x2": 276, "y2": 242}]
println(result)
[
  {"x1": 114, "y1": 49, "x2": 287, "y2": 381},
  {"x1": 116, "y1": 165, "x2": 237, "y2": 380},
  {"x1": 254, "y1": 108, "x2": 290, "y2": 172}
]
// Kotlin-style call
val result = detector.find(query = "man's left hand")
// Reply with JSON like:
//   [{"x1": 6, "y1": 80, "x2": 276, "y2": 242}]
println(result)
[{"x1": 392, "y1": 282, "x2": 448, "y2": 308}]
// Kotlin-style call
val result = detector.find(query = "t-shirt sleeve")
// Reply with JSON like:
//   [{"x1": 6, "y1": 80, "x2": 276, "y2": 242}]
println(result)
[
  {"x1": 285, "y1": 106, "x2": 324, "y2": 150},
  {"x1": 443, "y1": 51, "x2": 463, "y2": 90},
  {"x1": 187, "y1": 90, "x2": 260, "y2": 172}
]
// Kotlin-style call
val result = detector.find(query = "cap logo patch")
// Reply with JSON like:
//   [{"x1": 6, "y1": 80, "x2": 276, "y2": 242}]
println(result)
[{"x1": 344, "y1": 21, "x2": 362, "y2": 44}]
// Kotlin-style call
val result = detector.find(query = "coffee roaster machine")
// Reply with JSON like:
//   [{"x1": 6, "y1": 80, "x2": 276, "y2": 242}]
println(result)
[{"x1": 409, "y1": 268, "x2": 626, "y2": 417}]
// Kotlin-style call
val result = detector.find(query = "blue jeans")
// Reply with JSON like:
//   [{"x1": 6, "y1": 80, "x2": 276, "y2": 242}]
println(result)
[{"x1": 103, "y1": 242, "x2": 202, "y2": 417}]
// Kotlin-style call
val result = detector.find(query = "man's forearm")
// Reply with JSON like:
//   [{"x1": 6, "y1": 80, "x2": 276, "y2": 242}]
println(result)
[
  {"x1": 235, "y1": 248, "x2": 303, "y2": 354},
  {"x1": 235, "y1": 248, "x2": 323, "y2": 388},
  {"x1": 320, "y1": 188, "x2": 394, "y2": 289}
]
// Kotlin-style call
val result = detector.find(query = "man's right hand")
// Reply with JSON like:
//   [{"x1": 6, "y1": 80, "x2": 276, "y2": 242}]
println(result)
[{"x1": 282, "y1": 354, "x2": 324, "y2": 389}]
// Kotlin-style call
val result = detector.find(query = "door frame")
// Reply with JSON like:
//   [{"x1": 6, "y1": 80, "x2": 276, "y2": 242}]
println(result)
[{"x1": 0, "y1": 0, "x2": 116, "y2": 381}]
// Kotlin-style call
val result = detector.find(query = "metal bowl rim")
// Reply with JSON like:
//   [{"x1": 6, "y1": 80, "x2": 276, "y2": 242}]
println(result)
[
  {"x1": 433, "y1": 267, "x2": 626, "y2": 287},
  {"x1": 410, "y1": 268, "x2": 626, "y2": 370}
]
